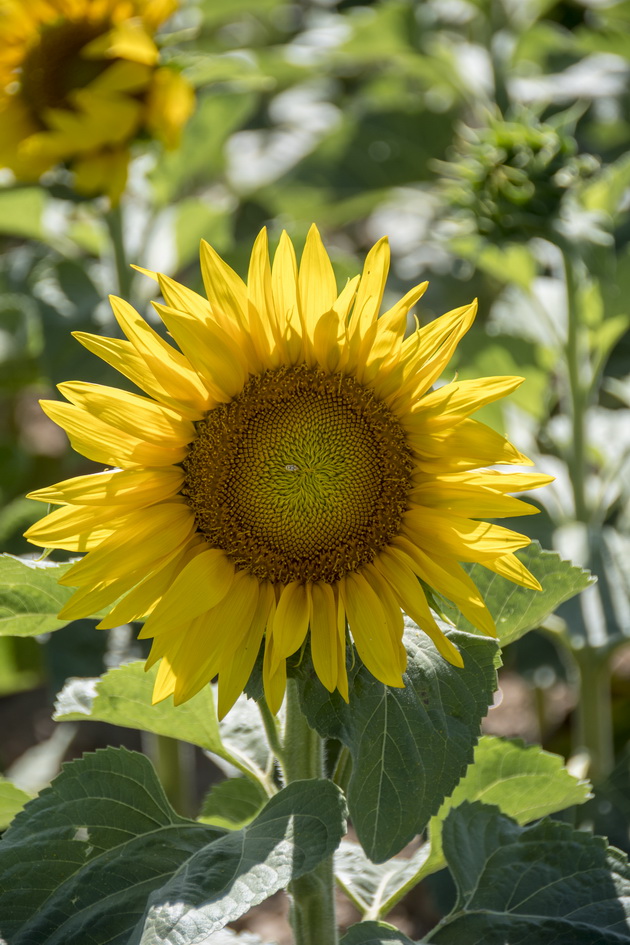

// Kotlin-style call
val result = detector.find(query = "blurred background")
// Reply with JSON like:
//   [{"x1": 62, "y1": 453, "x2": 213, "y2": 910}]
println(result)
[{"x1": 1, "y1": 0, "x2": 630, "y2": 939}]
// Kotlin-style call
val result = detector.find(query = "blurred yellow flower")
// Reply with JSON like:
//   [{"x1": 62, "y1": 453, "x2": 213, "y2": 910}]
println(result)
[
  {"x1": 25, "y1": 226, "x2": 551, "y2": 716},
  {"x1": 0, "y1": 0, "x2": 194, "y2": 202}
]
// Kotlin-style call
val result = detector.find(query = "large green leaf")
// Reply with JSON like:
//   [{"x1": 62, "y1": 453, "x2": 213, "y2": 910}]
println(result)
[
  {"x1": 0, "y1": 778, "x2": 32, "y2": 831},
  {"x1": 340, "y1": 923, "x2": 416, "y2": 944},
  {"x1": 300, "y1": 624, "x2": 498, "y2": 862},
  {"x1": 135, "y1": 777, "x2": 346, "y2": 944},
  {"x1": 334, "y1": 737, "x2": 591, "y2": 918},
  {"x1": 430, "y1": 801, "x2": 630, "y2": 944},
  {"x1": 199, "y1": 777, "x2": 267, "y2": 829},
  {"x1": 438, "y1": 542, "x2": 594, "y2": 646},
  {"x1": 0, "y1": 747, "x2": 346, "y2": 945},
  {"x1": 421, "y1": 736, "x2": 592, "y2": 883},
  {"x1": 0, "y1": 556, "x2": 75, "y2": 637},
  {"x1": 0, "y1": 747, "x2": 222, "y2": 944},
  {"x1": 54, "y1": 663, "x2": 270, "y2": 784}
]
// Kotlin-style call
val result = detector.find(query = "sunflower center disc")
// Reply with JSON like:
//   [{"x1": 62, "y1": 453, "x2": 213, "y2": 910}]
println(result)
[
  {"x1": 20, "y1": 19, "x2": 110, "y2": 115},
  {"x1": 183, "y1": 365, "x2": 414, "y2": 584}
]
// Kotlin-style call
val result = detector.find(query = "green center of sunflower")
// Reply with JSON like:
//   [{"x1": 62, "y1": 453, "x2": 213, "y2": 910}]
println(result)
[
  {"x1": 20, "y1": 19, "x2": 110, "y2": 115},
  {"x1": 182, "y1": 364, "x2": 413, "y2": 584}
]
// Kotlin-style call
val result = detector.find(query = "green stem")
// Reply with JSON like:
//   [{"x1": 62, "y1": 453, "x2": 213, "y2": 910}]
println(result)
[
  {"x1": 573, "y1": 650, "x2": 614, "y2": 784},
  {"x1": 563, "y1": 250, "x2": 588, "y2": 522},
  {"x1": 283, "y1": 680, "x2": 338, "y2": 945},
  {"x1": 148, "y1": 733, "x2": 195, "y2": 817},
  {"x1": 105, "y1": 204, "x2": 134, "y2": 300},
  {"x1": 258, "y1": 695, "x2": 285, "y2": 767},
  {"x1": 331, "y1": 745, "x2": 352, "y2": 795}
]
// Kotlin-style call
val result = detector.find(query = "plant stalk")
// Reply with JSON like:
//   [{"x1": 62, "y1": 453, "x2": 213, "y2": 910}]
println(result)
[
  {"x1": 283, "y1": 679, "x2": 338, "y2": 945},
  {"x1": 145, "y1": 732, "x2": 195, "y2": 817},
  {"x1": 573, "y1": 649, "x2": 614, "y2": 784},
  {"x1": 105, "y1": 203, "x2": 134, "y2": 300},
  {"x1": 563, "y1": 250, "x2": 588, "y2": 522}
]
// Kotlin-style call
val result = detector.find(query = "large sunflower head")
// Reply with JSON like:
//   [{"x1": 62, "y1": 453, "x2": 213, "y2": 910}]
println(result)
[
  {"x1": 25, "y1": 226, "x2": 551, "y2": 717},
  {"x1": 0, "y1": 0, "x2": 193, "y2": 201}
]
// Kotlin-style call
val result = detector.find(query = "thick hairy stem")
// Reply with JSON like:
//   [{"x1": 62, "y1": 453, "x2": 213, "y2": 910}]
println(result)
[{"x1": 283, "y1": 680, "x2": 338, "y2": 945}]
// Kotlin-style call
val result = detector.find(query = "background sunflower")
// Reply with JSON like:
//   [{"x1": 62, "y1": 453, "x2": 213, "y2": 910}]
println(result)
[{"x1": 0, "y1": 0, "x2": 193, "y2": 200}]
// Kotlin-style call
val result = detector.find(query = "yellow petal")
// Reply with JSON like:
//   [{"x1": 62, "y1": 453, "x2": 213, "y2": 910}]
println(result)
[
  {"x1": 484, "y1": 553, "x2": 542, "y2": 591},
  {"x1": 408, "y1": 484, "x2": 539, "y2": 519},
  {"x1": 271, "y1": 581, "x2": 310, "y2": 668},
  {"x1": 59, "y1": 501, "x2": 196, "y2": 588},
  {"x1": 341, "y1": 571, "x2": 403, "y2": 687},
  {"x1": 402, "y1": 508, "x2": 531, "y2": 562},
  {"x1": 272, "y1": 231, "x2": 302, "y2": 360},
  {"x1": 376, "y1": 303, "x2": 479, "y2": 402},
  {"x1": 349, "y1": 236, "x2": 389, "y2": 336},
  {"x1": 57, "y1": 381, "x2": 194, "y2": 447},
  {"x1": 332, "y1": 275, "x2": 360, "y2": 321},
  {"x1": 335, "y1": 591, "x2": 349, "y2": 702},
  {"x1": 312, "y1": 309, "x2": 345, "y2": 373},
  {"x1": 27, "y1": 467, "x2": 183, "y2": 507},
  {"x1": 39, "y1": 400, "x2": 187, "y2": 468},
  {"x1": 109, "y1": 295, "x2": 210, "y2": 415},
  {"x1": 173, "y1": 571, "x2": 260, "y2": 704},
  {"x1": 309, "y1": 581, "x2": 339, "y2": 692},
  {"x1": 392, "y1": 536, "x2": 496, "y2": 638},
  {"x1": 409, "y1": 418, "x2": 532, "y2": 472},
  {"x1": 263, "y1": 630, "x2": 287, "y2": 715},
  {"x1": 57, "y1": 574, "x2": 141, "y2": 622},
  {"x1": 429, "y1": 470, "x2": 554, "y2": 494},
  {"x1": 154, "y1": 303, "x2": 247, "y2": 400},
  {"x1": 24, "y1": 503, "x2": 119, "y2": 551},
  {"x1": 217, "y1": 581, "x2": 275, "y2": 719},
  {"x1": 361, "y1": 563, "x2": 407, "y2": 672},
  {"x1": 392, "y1": 300, "x2": 477, "y2": 407},
  {"x1": 139, "y1": 547, "x2": 235, "y2": 639},
  {"x1": 145, "y1": 67, "x2": 194, "y2": 149},
  {"x1": 72, "y1": 331, "x2": 203, "y2": 418},
  {"x1": 410, "y1": 376, "x2": 525, "y2": 430},
  {"x1": 299, "y1": 224, "x2": 337, "y2": 340},
  {"x1": 155, "y1": 273, "x2": 212, "y2": 321},
  {"x1": 82, "y1": 20, "x2": 158, "y2": 65},
  {"x1": 199, "y1": 238, "x2": 248, "y2": 328},
  {"x1": 97, "y1": 539, "x2": 200, "y2": 629},
  {"x1": 360, "y1": 281, "x2": 428, "y2": 384},
  {"x1": 374, "y1": 550, "x2": 464, "y2": 668}
]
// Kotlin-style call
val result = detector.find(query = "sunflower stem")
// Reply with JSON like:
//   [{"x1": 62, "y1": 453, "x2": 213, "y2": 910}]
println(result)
[
  {"x1": 283, "y1": 679, "x2": 338, "y2": 945},
  {"x1": 563, "y1": 249, "x2": 588, "y2": 523},
  {"x1": 105, "y1": 203, "x2": 134, "y2": 301},
  {"x1": 258, "y1": 695, "x2": 285, "y2": 766},
  {"x1": 573, "y1": 648, "x2": 614, "y2": 784},
  {"x1": 148, "y1": 733, "x2": 195, "y2": 817}
]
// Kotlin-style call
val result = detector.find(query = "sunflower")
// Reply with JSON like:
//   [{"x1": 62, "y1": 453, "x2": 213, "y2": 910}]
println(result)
[
  {"x1": 25, "y1": 226, "x2": 550, "y2": 717},
  {"x1": 0, "y1": 0, "x2": 193, "y2": 201}
]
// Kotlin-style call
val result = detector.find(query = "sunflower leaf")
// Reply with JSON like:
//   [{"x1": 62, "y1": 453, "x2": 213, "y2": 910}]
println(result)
[
  {"x1": 439, "y1": 542, "x2": 594, "y2": 646},
  {"x1": 0, "y1": 778, "x2": 33, "y2": 831},
  {"x1": 198, "y1": 777, "x2": 267, "y2": 829},
  {"x1": 0, "y1": 555, "x2": 75, "y2": 637},
  {"x1": 0, "y1": 747, "x2": 346, "y2": 945},
  {"x1": 340, "y1": 922, "x2": 418, "y2": 944},
  {"x1": 335, "y1": 736, "x2": 592, "y2": 918},
  {"x1": 135, "y1": 777, "x2": 346, "y2": 945},
  {"x1": 299, "y1": 626, "x2": 498, "y2": 862},
  {"x1": 429, "y1": 801, "x2": 630, "y2": 944},
  {"x1": 419, "y1": 736, "x2": 592, "y2": 885},
  {"x1": 53, "y1": 662, "x2": 268, "y2": 783}
]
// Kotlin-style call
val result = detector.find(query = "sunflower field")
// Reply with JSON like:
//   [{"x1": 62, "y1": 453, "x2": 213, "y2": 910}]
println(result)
[{"x1": 1, "y1": 1, "x2": 630, "y2": 943}]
